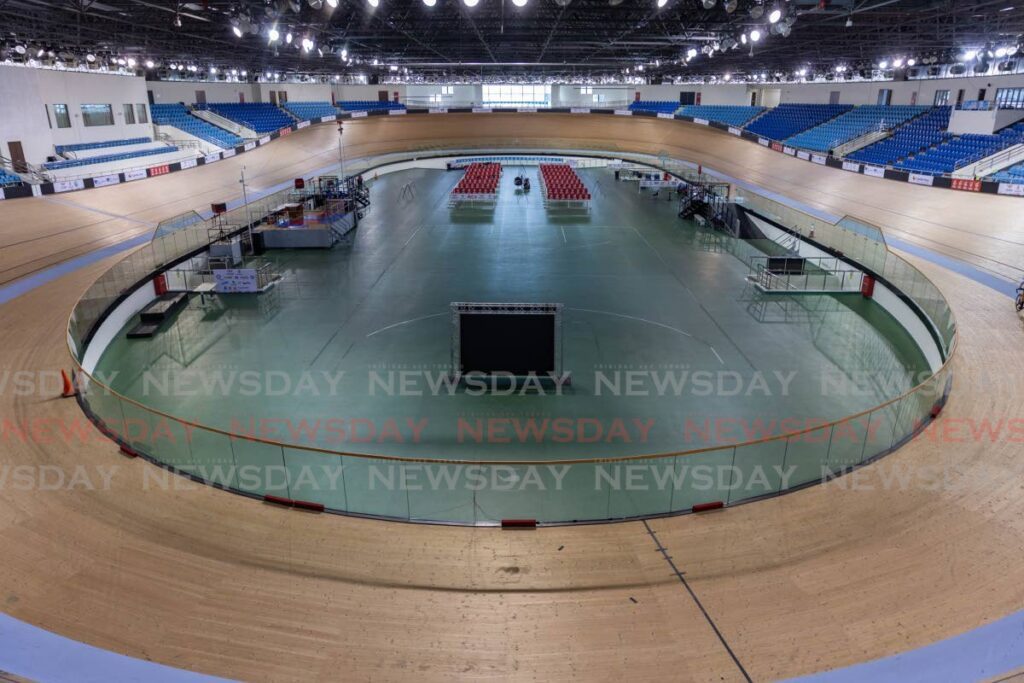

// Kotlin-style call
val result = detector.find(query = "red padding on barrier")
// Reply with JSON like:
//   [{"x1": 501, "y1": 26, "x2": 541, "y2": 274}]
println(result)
[
  {"x1": 692, "y1": 501, "x2": 724, "y2": 513},
  {"x1": 263, "y1": 494, "x2": 325, "y2": 513},
  {"x1": 501, "y1": 519, "x2": 537, "y2": 528},
  {"x1": 930, "y1": 403, "x2": 943, "y2": 418},
  {"x1": 119, "y1": 445, "x2": 138, "y2": 458}
]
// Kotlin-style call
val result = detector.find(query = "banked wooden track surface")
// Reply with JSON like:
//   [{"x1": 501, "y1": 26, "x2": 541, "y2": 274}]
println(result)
[{"x1": 0, "y1": 114, "x2": 1022, "y2": 682}]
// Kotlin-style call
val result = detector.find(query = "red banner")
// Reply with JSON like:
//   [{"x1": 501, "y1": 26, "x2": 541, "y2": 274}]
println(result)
[
  {"x1": 148, "y1": 165, "x2": 170, "y2": 177},
  {"x1": 951, "y1": 178, "x2": 981, "y2": 192},
  {"x1": 771, "y1": 142, "x2": 783, "y2": 152}
]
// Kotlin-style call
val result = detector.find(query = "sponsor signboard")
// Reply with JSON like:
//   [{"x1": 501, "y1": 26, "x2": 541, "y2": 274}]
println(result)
[
  {"x1": 278, "y1": 128, "x2": 291, "y2": 137},
  {"x1": 204, "y1": 153, "x2": 221, "y2": 164},
  {"x1": 842, "y1": 162, "x2": 860, "y2": 172},
  {"x1": 771, "y1": 142, "x2": 783, "y2": 152},
  {"x1": 796, "y1": 151, "x2": 810, "y2": 160},
  {"x1": 244, "y1": 142, "x2": 256, "y2": 151},
  {"x1": 613, "y1": 109, "x2": 632, "y2": 116},
  {"x1": 214, "y1": 268, "x2": 258, "y2": 293},
  {"x1": 471, "y1": 107, "x2": 492, "y2": 113},
  {"x1": 998, "y1": 182, "x2": 1024, "y2": 196},
  {"x1": 54, "y1": 179, "x2": 85, "y2": 193},
  {"x1": 783, "y1": 146, "x2": 796, "y2": 156},
  {"x1": 639, "y1": 179, "x2": 682, "y2": 189},
  {"x1": 811, "y1": 154, "x2": 827, "y2": 165},
  {"x1": 571, "y1": 107, "x2": 590, "y2": 114},
  {"x1": 518, "y1": 107, "x2": 537, "y2": 113},
  {"x1": 259, "y1": 136, "x2": 271, "y2": 145},
  {"x1": 148, "y1": 165, "x2": 171, "y2": 177},
  {"x1": 759, "y1": 138, "x2": 770, "y2": 147},
  {"x1": 222, "y1": 149, "x2": 236, "y2": 158},
  {"x1": 388, "y1": 109, "x2": 407, "y2": 115},
  {"x1": 351, "y1": 111, "x2": 368, "y2": 118},
  {"x1": 863, "y1": 165, "x2": 885, "y2": 178},
  {"x1": 124, "y1": 168, "x2": 147, "y2": 182},
  {"x1": 657, "y1": 112, "x2": 674, "y2": 119},
  {"x1": 429, "y1": 108, "x2": 448, "y2": 114},
  {"x1": 179, "y1": 159, "x2": 197, "y2": 170},
  {"x1": 908, "y1": 173, "x2": 935, "y2": 186},
  {"x1": 296, "y1": 121, "x2": 310, "y2": 129},
  {"x1": 320, "y1": 115, "x2": 336, "y2": 123},
  {"x1": 728, "y1": 126, "x2": 742, "y2": 136},
  {"x1": 92, "y1": 174, "x2": 120, "y2": 187},
  {"x1": 694, "y1": 117, "x2": 710, "y2": 125}
]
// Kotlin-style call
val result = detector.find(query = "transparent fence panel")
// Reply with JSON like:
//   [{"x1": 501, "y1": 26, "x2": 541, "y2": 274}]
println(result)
[
  {"x1": 543, "y1": 462, "x2": 613, "y2": 523},
  {"x1": 861, "y1": 404, "x2": 901, "y2": 463},
  {"x1": 283, "y1": 447, "x2": 347, "y2": 511},
  {"x1": 231, "y1": 438, "x2": 288, "y2": 497},
  {"x1": 668, "y1": 450, "x2": 736, "y2": 512},
  {"x1": 729, "y1": 438, "x2": 787, "y2": 504},
  {"x1": 604, "y1": 457, "x2": 677, "y2": 518},
  {"x1": 404, "y1": 462, "x2": 476, "y2": 523},
  {"x1": 187, "y1": 428, "x2": 237, "y2": 489},
  {"x1": 783, "y1": 425, "x2": 833, "y2": 490},
  {"x1": 825, "y1": 415, "x2": 870, "y2": 475},
  {"x1": 341, "y1": 457, "x2": 411, "y2": 520}
]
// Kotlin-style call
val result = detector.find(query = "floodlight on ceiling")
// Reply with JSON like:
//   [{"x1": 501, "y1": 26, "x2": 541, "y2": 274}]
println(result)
[
  {"x1": 327, "y1": 0, "x2": 338, "y2": 6},
  {"x1": 768, "y1": 8, "x2": 782, "y2": 23},
  {"x1": 892, "y1": 57, "x2": 903, "y2": 67},
  {"x1": 724, "y1": 0, "x2": 737, "y2": 12},
  {"x1": 701, "y1": 0, "x2": 715, "y2": 8},
  {"x1": 750, "y1": 29, "x2": 761, "y2": 42},
  {"x1": 658, "y1": 0, "x2": 668, "y2": 7},
  {"x1": 907, "y1": 58, "x2": 916, "y2": 66},
  {"x1": 308, "y1": 0, "x2": 323, "y2": 7},
  {"x1": 232, "y1": 25, "x2": 243, "y2": 37},
  {"x1": 878, "y1": 60, "x2": 888, "y2": 69},
  {"x1": 286, "y1": 32, "x2": 293, "y2": 44},
  {"x1": 740, "y1": 33, "x2": 747, "y2": 45},
  {"x1": 269, "y1": 28, "x2": 280, "y2": 41},
  {"x1": 368, "y1": 0, "x2": 379, "y2": 7},
  {"x1": 749, "y1": 5, "x2": 763, "y2": 19},
  {"x1": 145, "y1": 59, "x2": 155, "y2": 68},
  {"x1": 423, "y1": 0, "x2": 436, "y2": 6}
]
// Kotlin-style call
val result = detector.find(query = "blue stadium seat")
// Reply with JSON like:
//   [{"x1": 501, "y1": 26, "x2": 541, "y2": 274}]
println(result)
[
  {"x1": 847, "y1": 107, "x2": 952, "y2": 167},
  {"x1": 990, "y1": 161, "x2": 1024, "y2": 184},
  {"x1": 55, "y1": 138, "x2": 152, "y2": 155},
  {"x1": 677, "y1": 105, "x2": 764, "y2": 127},
  {"x1": 744, "y1": 104, "x2": 853, "y2": 141},
  {"x1": 628, "y1": 101, "x2": 679, "y2": 114},
  {"x1": 282, "y1": 101, "x2": 341, "y2": 121},
  {"x1": 0, "y1": 169, "x2": 23, "y2": 187},
  {"x1": 785, "y1": 105, "x2": 928, "y2": 152},
  {"x1": 151, "y1": 103, "x2": 244, "y2": 149},
  {"x1": 42, "y1": 145, "x2": 180, "y2": 170},
  {"x1": 199, "y1": 102, "x2": 294, "y2": 134},
  {"x1": 336, "y1": 100, "x2": 406, "y2": 112},
  {"x1": 895, "y1": 121, "x2": 1024, "y2": 175}
]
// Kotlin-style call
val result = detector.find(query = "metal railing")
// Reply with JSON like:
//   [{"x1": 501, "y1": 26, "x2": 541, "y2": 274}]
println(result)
[{"x1": 66, "y1": 143, "x2": 956, "y2": 524}]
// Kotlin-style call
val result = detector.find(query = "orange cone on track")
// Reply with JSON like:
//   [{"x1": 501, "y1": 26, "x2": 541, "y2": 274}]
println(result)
[{"x1": 61, "y1": 369, "x2": 77, "y2": 398}]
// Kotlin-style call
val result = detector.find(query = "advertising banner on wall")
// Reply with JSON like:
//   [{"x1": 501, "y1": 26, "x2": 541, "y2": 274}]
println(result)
[
  {"x1": 908, "y1": 173, "x2": 935, "y2": 186},
  {"x1": 811, "y1": 154, "x2": 827, "y2": 165},
  {"x1": 92, "y1": 174, "x2": 121, "y2": 187},
  {"x1": 998, "y1": 182, "x2": 1024, "y2": 196},
  {"x1": 53, "y1": 179, "x2": 86, "y2": 193},
  {"x1": 214, "y1": 269, "x2": 258, "y2": 293},
  {"x1": 863, "y1": 165, "x2": 885, "y2": 178},
  {"x1": 613, "y1": 109, "x2": 632, "y2": 116},
  {"x1": 842, "y1": 162, "x2": 861, "y2": 172},
  {"x1": 124, "y1": 168, "x2": 147, "y2": 182}
]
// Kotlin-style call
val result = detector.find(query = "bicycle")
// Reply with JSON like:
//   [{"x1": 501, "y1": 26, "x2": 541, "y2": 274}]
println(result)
[{"x1": 1017, "y1": 279, "x2": 1024, "y2": 312}]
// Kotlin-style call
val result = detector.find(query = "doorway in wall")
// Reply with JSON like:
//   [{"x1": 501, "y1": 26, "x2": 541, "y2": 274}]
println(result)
[
  {"x1": 147, "y1": 90, "x2": 155, "y2": 105},
  {"x1": 750, "y1": 92, "x2": 758, "y2": 106},
  {"x1": 829, "y1": 91, "x2": 841, "y2": 104},
  {"x1": 978, "y1": 88, "x2": 987, "y2": 101},
  {"x1": 956, "y1": 89, "x2": 965, "y2": 106},
  {"x1": 239, "y1": 92, "x2": 245, "y2": 103},
  {"x1": 378, "y1": 90, "x2": 388, "y2": 102},
  {"x1": 269, "y1": 91, "x2": 278, "y2": 106},
  {"x1": 7, "y1": 141, "x2": 26, "y2": 173},
  {"x1": 680, "y1": 91, "x2": 696, "y2": 105},
  {"x1": 195, "y1": 90, "x2": 206, "y2": 105},
  {"x1": 877, "y1": 88, "x2": 893, "y2": 105}
]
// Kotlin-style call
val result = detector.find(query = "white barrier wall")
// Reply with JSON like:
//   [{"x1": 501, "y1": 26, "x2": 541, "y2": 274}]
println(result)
[{"x1": 0, "y1": 66, "x2": 154, "y2": 165}]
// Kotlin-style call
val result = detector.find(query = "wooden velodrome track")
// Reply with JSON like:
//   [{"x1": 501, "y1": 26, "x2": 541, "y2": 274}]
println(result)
[{"x1": 1, "y1": 114, "x2": 1023, "y2": 682}]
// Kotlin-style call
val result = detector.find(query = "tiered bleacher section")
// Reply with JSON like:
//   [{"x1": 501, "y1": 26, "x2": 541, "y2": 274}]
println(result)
[
  {"x1": 42, "y1": 145, "x2": 179, "y2": 170},
  {"x1": 895, "y1": 121, "x2": 1024, "y2": 175},
  {"x1": 282, "y1": 101, "x2": 341, "y2": 121},
  {"x1": 336, "y1": 101, "x2": 406, "y2": 112},
  {"x1": 450, "y1": 162, "x2": 502, "y2": 203},
  {"x1": 538, "y1": 164, "x2": 591, "y2": 207},
  {"x1": 628, "y1": 101, "x2": 679, "y2": 114},
  {"x1": 151, "y1": 104, "x2": 244, "y2": 149},
  {"x1": 0, "y1": 169, "x2": 23, "y2": 187},
  {"x1": 847, "y1": 107, "x2": 952, "y2": 167},
  {"x1": 991, "y1": 162, "x2": 1024, "y2": 184},
  {"x1": 744, "y1": 104, "x2": 852, "y2": 141},
  {"x1": 785, "y1": 105, "x2": 928, "y2": 152},
  {"x1": 678, "y1": 105, "x2": 764, "y2": 127},
  {"x1": 55, "y1": 138, "x2": 151, "y2": 155},
  {"x1": 200, "y1": 102, "x2": 294, "y2": 134}
]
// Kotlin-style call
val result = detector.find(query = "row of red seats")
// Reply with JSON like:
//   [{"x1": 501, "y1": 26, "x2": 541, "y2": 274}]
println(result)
[
  {"x1": 453, "y1": 162, "x2": 501, "y2": 195},
  {"x1": 539, "y1": 164, "x2": 591, "y2": 201}
]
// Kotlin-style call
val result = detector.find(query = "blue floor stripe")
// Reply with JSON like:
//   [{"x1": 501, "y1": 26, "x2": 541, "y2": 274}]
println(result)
[
  {"x1": 0, "y1": 613, "x2": 232, "y2": 683},
  {"x1": 786, "y1": 609, "x2": 1024, "y2": 683}
]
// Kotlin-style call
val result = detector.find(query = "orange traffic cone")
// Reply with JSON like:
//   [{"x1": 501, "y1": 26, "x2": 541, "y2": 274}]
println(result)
[{"x1": 61, "y1": 369, "x2": 77, "y2": 398}]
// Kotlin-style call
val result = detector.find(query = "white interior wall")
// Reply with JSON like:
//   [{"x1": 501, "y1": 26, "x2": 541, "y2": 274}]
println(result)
[
  {"x1": 332, "y1": 84, "x2": 407, "y2": 102},
  {"x1": 0, "y1": 66, "x2": 154, "y2": 165},
  {"x1": 148, "y1": 80, "x2": 260, "y2": 105},
  {"x1": 775, "y1": 73, "x2": 1024, "y2": 106}
]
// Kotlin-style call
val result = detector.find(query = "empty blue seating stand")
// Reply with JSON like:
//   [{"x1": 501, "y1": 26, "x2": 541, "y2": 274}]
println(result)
[
  {"x1": 150, "y1": 103, "x2": 244, "y2": 149},
  {"x1": 282, "y1": 101, "x2": 341, "y2": 121},
  {"x1": 55, "y1": 137, "x2": 152, "y2": 155},
  {"x1": 336, "y1": 101, "x2": 405, "y2": 112},
  {"x1": 0, "y1": 168, "x2": 23, "y2": 187},
  {"x1": 42, "y1": 145, "x2": 179, "y2": 171},
  {"x1": 628, "y1": 101, "x2": 679, "y2": 114},
  {"x1": 200, "y1": 103, "x2": 294, "y2": 134},
  {"x1": 848, "y1": 107, "x2": 951, "y2": 168},
  {"x1": 785, "y1": 105, "x2": 928, "y2": 153},
  {"x1": 745, "y1": 104, "x2": 852, "y2": 141},
  {"x1": 678, "y1": 105, "x2": 764, "y2": 127}
]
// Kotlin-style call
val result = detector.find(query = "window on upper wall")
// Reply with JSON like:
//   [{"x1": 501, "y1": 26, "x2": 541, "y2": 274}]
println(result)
[
  {"x1": 52, "y1": 104, "x2": 71, "y2": 128},
  {"x1": 996, "y1": 87, "x2": 1024, "y2": 110},
  {"x1": 136, "y1": 103, "x2": 148, "y2": 123},
  {"x1": 877, "y1": 88, "x2": 893, "y2": 105},
  {"x1": 81, "y1": 104, "x2": 114, "y2": 126},
  {"x1": 442, "y1": 85, "x2": 454, "y2": 95},
  {"x1": 123, "y1": 103, "x2": 136, "y2": 124},
  {"x1": 934, "y1": 90, "x2": 950, "y2": 106},
  {"x1": 482, "y1": 84, "x2": 551, "y2": 106}
]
